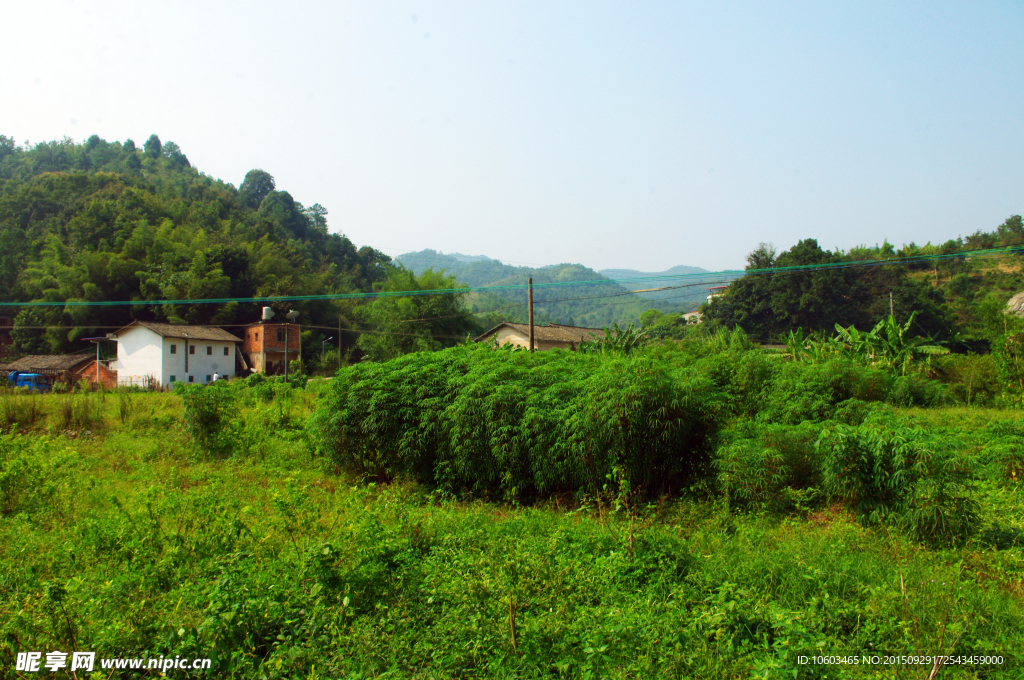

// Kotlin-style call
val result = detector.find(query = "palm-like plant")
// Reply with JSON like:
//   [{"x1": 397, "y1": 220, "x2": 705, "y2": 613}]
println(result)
[
  {"x1": 579, "y1": 322, "x2": 647, "y2": 356},
  {"x1": 833, "y1": 313, "x2": 948, "y2": 375}
]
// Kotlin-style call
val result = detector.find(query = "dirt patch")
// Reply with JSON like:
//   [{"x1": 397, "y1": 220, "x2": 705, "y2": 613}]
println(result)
[{"x1": 806, "y1": 503, "x2": 849, "y2": 528}]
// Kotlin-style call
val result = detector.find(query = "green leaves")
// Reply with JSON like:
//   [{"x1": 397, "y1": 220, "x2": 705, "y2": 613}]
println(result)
[
  {"x1": 309, "y1": 345, "x2": 716, "y2": 498},
  {"x1": 578, "y1": 322, "x2": 648, "y2": 356},
  {"x1": 788, "y1": 313, "x2": 950, "y2": 377},
  {"x1": 817, "y1": 422, "x2": 981, "y2": 545}
]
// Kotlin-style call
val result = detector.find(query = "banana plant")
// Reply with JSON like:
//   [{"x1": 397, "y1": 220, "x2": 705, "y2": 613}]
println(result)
[
  {"x1": 874, "y1": 313, "x2": 949, "y2": 375},
  {"x1": 784, "y1": 328, "x2": 808, "y2": 362},
  {"x1": 834, "y1": 312, "x2": 948, "y2": 375},
  {"x1": 579, "y1": 322, "x2": 647, "y2": 356}
]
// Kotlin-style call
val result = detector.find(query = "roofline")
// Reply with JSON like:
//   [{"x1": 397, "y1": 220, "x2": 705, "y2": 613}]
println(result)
[
  {"x1": 473, "y1": 321, "x2": 514, "y2": 343},
  {"x1": 108, "y1": 319, "x2": 243, "y2": 342},
  {"x1": 473, "y1": 321, "x2": 609, "y2": 343}
]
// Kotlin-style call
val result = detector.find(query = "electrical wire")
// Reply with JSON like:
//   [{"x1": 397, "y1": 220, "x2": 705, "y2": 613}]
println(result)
[{"x1": 0, "y1": 242, "x2": 1017, "y2": 309}]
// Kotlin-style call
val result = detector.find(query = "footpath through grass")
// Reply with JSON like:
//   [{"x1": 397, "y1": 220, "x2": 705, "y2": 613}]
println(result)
[{"x1": 0, "y1": 378, "x2": 1022, "y2": 678}]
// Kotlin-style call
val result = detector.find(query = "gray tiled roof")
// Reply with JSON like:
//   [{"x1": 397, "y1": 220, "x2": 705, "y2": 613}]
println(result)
[
  {"x1": 0, "y1": 354, "x2": 93, "y2": 372},
  {"x1": 111, "y1": 321, "x2": 242, "y2": 343},
  {"x1": 475, "y1": 322, "x2": 607, "y2": 344}
]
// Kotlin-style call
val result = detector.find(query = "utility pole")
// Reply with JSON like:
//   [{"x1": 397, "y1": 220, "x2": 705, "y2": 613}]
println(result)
[
  {"x1": 284, "y1": 324, "x2": 289, "y2": 379},
  {"x1": 528, "y1": 277, "x2": 535, "y2": 352},
  {"x1": 890, "y1": 291, "x2": 894, "y2": 318},
  {"x1": 338, "y1": 318, "x2": 342, "y2": 370}
]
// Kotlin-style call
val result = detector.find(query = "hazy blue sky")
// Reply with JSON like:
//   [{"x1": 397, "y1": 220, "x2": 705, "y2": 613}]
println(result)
[{"x1": 2, "y1": 1, "x2": 1021, "y2": 271}]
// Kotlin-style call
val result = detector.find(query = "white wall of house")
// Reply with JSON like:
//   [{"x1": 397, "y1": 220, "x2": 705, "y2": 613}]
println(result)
[
  {"x1": 173, "y1": 339, "x2": 235, "y2": 385},
  {"x1": 116, "y1": 326, "x2": 165, "y2": 387},
  {"x1": 490, "y1": 327, "x2": 570, "y2": 351},
  {"x1": 117, "y1": 328, "x2": 236, "y2": 387}
]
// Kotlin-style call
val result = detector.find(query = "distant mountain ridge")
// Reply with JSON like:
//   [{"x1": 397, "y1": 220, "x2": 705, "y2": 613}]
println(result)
[
  {"x1": 396, "y1": 249, "x2": 711, "y2": 326},
  {"x1": 599, "y1": 265, "x2": 709, "y2": 280},
  {"x1": 598, "y1": 265, "x2": 731, "y2": 303},
  {"x1": 445, "y1": 252, "x2": 494, "y2": 264}
]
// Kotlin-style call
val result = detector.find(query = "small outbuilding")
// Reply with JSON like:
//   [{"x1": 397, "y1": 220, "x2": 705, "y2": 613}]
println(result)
[
  {"x1": 1, "y1": 353, "x2": 99, "y2": 386},
  {"x1": 474, "y1": 322, "x2": 607, "y2": 351},
  {"x1": 71, "y1": 359, "x2": 119, "y2": 389}
]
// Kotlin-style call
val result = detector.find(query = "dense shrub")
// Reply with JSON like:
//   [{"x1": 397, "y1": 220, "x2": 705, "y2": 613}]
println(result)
[
  {"x1": 931, "y1": 353, "x2": 1002, "y2": 406},
  {"x1": 308, "y1": 345, "x2": 722, "y2": 498},
  {"x1": 0, "y1": 429, "x2": 74, "y2": 517},
  {"x1": 980, "y1": 420, "x2": 1024, "y2": 483},
  {"x1": 818, "y1": 422, "x2": 980, "y2": 545},
  {"x1": 175, "y1": 382, "x2": 240, "y2": 456},
  {"x1": 886, "y1": 374, "x2": 952, "y2": 408},
  {"x1": 756, "y1": 361, "x2": 894, "y2": 424},
  {"x1": 819, "y1": 423, "x2": 927, "y2": 524},
  {"x1": 715, "y1": 421, "x2": 822, "y2": 511}
]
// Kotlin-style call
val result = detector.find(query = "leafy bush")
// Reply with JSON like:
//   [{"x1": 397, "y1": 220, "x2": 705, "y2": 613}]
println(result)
[
  {"x1": 930, "y1": 353, "x2": 1001, "y2": 406},
  {"x1": 903, "y1": 449, "x2": 980, "y2": 546},
  {"x1": 756, "y1": 361, "x2": 893, "y2": 424},
  {"x1": 980, "y1": 420, "x2": 1024, "y2": 483},
  {"x1": 818, "y1": 422, "x2": 980, "y2": 545},
  {"x1": 308, "y1": 345, "x2": 721, "y2": 498},
  {"x1": 176, "y1": 382, "x2": 239, "y2": 456},
  {"x1": 0, "y1": 429, "x2": 73, "y2": 517},
  {"x1": 818, "y1": 423, "x2": 927, "y2": 524},
  {"x1": 886, "y1": 374, "x2": 952, "y2": 408},
  {"x1": 715, "y1": 421, "x2": 822, "y2": 511}
]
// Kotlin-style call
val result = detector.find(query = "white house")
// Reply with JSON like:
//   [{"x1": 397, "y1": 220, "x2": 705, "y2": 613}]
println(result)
[
  {"x1": 474, "y1": 322, "x2": 607, "y2": 351},
  {"x1": 109, "y1": 321, "x2": 243, "y2": 388}
]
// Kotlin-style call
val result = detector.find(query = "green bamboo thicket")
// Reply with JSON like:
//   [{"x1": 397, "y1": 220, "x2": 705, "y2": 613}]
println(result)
[{"x1": 308, "y1": 345, "x2": 720, "y2": 499}]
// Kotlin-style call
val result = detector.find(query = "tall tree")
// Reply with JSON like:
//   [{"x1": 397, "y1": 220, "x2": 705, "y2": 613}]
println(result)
[
  {"x1": 239, "y1": 169, "x2": 275, "y2": 210},
  {"x1": 356, "y1": 267, "x2": 476, "y2": 362},
  {"x1": 143, "y1": 134, "x2": 162, "y2": 159},
  {"x1": 703, "y1": 238, "x2": 954, "y2": 341}
]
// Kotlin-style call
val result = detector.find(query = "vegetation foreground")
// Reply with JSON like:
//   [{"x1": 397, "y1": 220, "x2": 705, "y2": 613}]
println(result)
[{"x1": 2, "y1": 337, "x2": 1024, "y2": 679}]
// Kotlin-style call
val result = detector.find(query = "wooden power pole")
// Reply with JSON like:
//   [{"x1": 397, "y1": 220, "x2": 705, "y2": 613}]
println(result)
[{"x1": 528, "y1": 277, "x2": 535, "y2": 352}]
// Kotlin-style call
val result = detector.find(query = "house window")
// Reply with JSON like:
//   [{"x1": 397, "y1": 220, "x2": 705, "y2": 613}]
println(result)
[
  {"x1": 254, "y1": 332, "x2": 259, "y2": 342},
  {"x1": 170, "y1": 375, "x2": 176, "y2": 382},
  {"x1": 206, "y1": 346, "x2": 212, "y2": 355},
  {"x1": 205, "y1": 375, "x2": 211, "y2": 382},
  {"x1": 277, "y1": 329, "x2": 285, "y2": 342},
  {"x1": 170, "y1": 344, "x2": 177, "y2": 354},
  {"x1": 188, "y1": 376, "x2": 194, "y2": 383},
  {"x1": 189, "y1": 345, "x2": 195, "y2": 354},
  {"x1": 223, "y1": 346, "x2": 229, "y2": 356}
]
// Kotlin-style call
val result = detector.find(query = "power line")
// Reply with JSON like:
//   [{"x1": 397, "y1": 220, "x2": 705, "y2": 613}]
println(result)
[{"x1": 0, "y1": 242, "x2": 1018, "y2": 309}]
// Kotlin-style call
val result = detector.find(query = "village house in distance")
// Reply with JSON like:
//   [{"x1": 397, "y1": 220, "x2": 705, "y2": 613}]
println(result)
[
  {"x1": 0, "y1": 353, "x2": 117, "y2": 389},
  {"x1": 109, "y1": 321, "x2": 242, "y2": 388},
  {"x1": 475, "y1": 322, "x2": 606, "y2": 351}
]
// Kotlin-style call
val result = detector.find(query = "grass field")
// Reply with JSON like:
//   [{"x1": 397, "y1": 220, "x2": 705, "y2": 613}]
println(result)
[{"x1": 1, "y1": 372, "x2": 1022, "y2": 679}]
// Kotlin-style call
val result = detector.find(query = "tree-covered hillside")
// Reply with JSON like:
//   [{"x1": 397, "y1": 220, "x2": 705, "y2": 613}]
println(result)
[
  {"x1": 702, "y1": 219, "x2": 1024, "y2": 349},
  {"x1": 0, "y1": 135, "x2": 472, "y2": 363}
]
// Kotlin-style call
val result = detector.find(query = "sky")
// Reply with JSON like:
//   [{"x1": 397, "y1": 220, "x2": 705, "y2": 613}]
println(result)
[{"x1": 2, "y1": 1, "x2": 1022, "y2": 272}]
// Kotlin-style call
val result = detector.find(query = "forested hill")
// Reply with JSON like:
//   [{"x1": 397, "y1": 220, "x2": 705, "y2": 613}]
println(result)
[
  {"x1": 0, "y1": 134, "x2": 405, "y2": 358},
  {"x1": 396, "y1": 249, "x2": 709, "y2": 327},
  {"x1": 701, "y1": 218, "x2": 1024, "y2": 349},
  {"x1": 599, "y1": 265, "x2": 718, "y2": 303}
]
